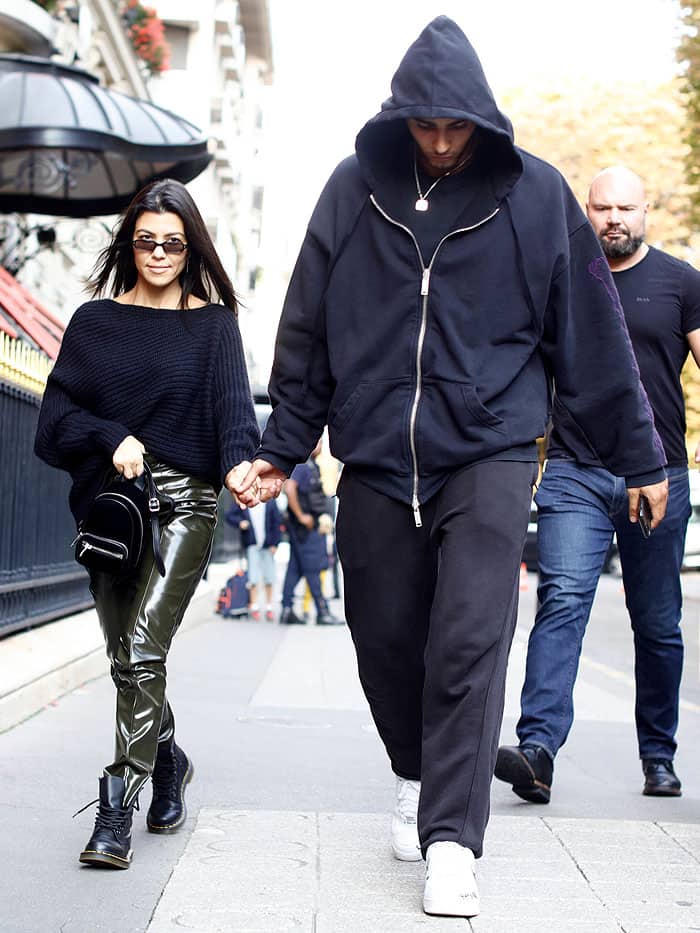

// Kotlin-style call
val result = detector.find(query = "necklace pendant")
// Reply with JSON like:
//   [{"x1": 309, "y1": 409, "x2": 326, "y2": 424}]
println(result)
[{"x1": 415, "y1": 198, "x2": 429, "y2": 212}]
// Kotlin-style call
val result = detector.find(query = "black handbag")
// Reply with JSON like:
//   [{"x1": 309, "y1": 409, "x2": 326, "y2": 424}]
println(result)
[{"x1": 73, "y1": 462, "x2": 172, "y2": 577}]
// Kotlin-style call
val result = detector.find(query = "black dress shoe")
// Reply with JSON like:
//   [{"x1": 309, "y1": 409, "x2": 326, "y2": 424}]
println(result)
[
  {"x1": 79, "y1": 774, "x2": 134, "y2": 869},
  {"x1": 494, "y1": 744, "x2": 553, "y2": 804},
  {"x1": 280, "y1": 607, "x2": 306, "y2": 625},
  {"x1": 147, "y1": 740, "x2": 193, "y2": 833},
  {"x1": 642, "y1": 758, "x2": 682, "y2": 797}
]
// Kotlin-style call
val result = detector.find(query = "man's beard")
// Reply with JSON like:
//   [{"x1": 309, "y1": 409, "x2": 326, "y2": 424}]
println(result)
[{"x1": 599, "y1": 230, "x2": 645, "y2": 260}]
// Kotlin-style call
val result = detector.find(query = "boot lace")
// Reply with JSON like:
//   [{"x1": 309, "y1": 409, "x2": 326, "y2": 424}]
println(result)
[
  {"x1": 152, "y1": 749, "x2": 178, "y2": 799},
  {"x1": 93, "y1": 804, "x2": 132, "y2": 833},
  {"x1": 73, "y1": 794, "x2": 139, "y2": 827}
]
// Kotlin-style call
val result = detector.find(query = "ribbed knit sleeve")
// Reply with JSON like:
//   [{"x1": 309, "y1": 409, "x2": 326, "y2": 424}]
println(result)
[
  {"x1": 214, "y1": 315, "x2": 260, "y2": 479},
  {"x1": 33, "y1": 299, "x2": 259, "y2": 522},
  {"x1": 35, "y1": 306, "x2": 131, "y2": 470}
]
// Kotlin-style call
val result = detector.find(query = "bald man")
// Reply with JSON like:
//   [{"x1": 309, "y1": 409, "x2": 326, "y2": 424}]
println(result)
[{"x1": 496, "y1": 166, "x2": 700, "y2": 801}]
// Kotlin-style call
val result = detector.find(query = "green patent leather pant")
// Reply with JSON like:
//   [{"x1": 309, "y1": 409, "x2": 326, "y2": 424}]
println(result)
[{"x1": 89, "y1": 460, "x2": 217, "y2": 807}]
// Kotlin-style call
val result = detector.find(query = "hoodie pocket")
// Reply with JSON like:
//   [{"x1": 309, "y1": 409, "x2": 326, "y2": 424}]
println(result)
[
  {"x1": 461, "y1": 385, "x2": 505, "y2": 429},
  {"x1": 332, "y1": 383, "x2": 366, "y2": 433},
  {"x1": 418, "y1": 381, "x2": 508, "y2": 473},
  {"x1": 329, "y1": 379, "x2": 412, "y2": 471}
]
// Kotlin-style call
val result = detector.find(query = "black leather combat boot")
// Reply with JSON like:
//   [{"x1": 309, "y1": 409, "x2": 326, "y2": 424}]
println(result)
[
  {"x1": 146, "y1": 739, "x2": 193, "y2": 834},
  {"x1": 79, "y1": 774, "x2": 134, "y2": 869}
]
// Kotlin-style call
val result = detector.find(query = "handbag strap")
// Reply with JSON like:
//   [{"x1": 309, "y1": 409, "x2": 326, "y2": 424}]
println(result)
[{"x1": 142, "y1": 462, "x2": 166, "y2": 577}]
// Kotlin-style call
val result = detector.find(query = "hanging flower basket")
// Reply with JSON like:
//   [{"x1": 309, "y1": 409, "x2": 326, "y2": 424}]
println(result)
[
  {"x1": 28, "y1": 0, "x2": 170, "y2": 76},
  {"x1": 122, "y1": 0, "x2": 170, "y2": 75}
]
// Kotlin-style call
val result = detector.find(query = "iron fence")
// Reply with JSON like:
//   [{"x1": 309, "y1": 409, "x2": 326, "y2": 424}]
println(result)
[{"x1": 0, "y1": 379, "x2": 92, "y2": 637}]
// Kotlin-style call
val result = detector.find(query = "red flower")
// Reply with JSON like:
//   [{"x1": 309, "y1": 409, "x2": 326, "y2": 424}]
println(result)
[{"x1": 121, "y1": 0, "x2": 170, "y2": 74}]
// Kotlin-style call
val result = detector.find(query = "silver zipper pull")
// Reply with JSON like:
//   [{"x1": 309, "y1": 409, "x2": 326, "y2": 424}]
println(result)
[
  {"x1": 421, "y1": 268, "x2": 430, "y2": 296},
  {"x1": 412, "y1": 496, "x2": 423, "y2": 528}
]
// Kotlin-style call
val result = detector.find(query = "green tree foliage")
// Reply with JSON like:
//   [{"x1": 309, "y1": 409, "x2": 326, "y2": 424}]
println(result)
[
  {"x1": 678, "y1": 0, "x2": 700, "y2": 228},
  {"x1": 503, "y1": 80, "x2": 690, "y2": 256},
  {"x1": 677, "y1": 1, "x2": 700, "y2": 451}
]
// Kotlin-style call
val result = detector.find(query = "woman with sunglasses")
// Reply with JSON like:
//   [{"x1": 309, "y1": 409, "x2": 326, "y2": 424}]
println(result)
[{"x1": 35, "y1": 178, "x2": 259, "y2": 869}]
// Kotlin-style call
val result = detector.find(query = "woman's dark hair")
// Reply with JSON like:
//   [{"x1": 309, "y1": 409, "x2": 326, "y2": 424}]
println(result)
[{"x1": 88, "y1": 178, "x2": 238, "y2": 313}]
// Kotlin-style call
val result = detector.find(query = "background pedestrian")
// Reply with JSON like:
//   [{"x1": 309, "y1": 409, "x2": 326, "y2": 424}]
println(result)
[{"x1": 497, "y1": 165, "x2": 700, "y2": 803}]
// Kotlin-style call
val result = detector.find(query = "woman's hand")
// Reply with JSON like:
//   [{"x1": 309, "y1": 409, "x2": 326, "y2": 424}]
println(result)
[
  {"x1": 226, "y1": 461, "x2": 260, "y2": 507},
  {"x1": 113, "y1": 435, "x2": 146, "y2": 479},
  {"x1": 234, "y1": 459, "x2": 286, "y2": 505}
]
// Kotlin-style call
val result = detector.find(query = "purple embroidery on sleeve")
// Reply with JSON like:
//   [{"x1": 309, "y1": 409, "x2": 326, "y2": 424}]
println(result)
[{"x1": 588, "y1": 257, "x2": 625, "y2": 320}]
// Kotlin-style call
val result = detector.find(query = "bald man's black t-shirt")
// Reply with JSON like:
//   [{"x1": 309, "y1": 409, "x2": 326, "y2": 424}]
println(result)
[{"x1": 548, "y1": 246, "x2": 700, "y2": 468}]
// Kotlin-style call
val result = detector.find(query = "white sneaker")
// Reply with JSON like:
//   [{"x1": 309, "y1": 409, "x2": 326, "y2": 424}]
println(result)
[
  {"x1": 390, "y1": 776, "x2": 421, "y2": 861},
  {"x1": 423, "y1": 841, "x2": 480, "y2": 918}
]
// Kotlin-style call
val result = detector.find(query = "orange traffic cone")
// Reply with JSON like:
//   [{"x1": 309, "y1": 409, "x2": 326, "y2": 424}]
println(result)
[{"x1": 519, "y1": 562, "x2": 529, "y2": 591}]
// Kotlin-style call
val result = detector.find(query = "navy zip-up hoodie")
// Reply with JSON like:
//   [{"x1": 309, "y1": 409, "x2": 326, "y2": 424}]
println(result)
[{"x1": 259, "y1": 16, "x2": 665, "y2": 509}]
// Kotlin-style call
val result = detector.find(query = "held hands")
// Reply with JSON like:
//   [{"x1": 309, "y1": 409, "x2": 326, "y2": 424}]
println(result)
[
  {"x1": 228, "y1": 458, "x2": 286, "y2": 507},
  {"x1": 627, "y1": 478, "x2": 669, "y2": 532},
  {"x1": 225, "y1": 461, "x2": 254, "y2": 507},
  {"x1": 112, "y1": 435, "x2": 146, "y2": 479}
]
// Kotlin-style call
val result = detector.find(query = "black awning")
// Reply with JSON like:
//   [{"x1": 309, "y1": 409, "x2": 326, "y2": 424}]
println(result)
[{"x1": 0, "y1": 54, "x2": 212, "y2": 218}]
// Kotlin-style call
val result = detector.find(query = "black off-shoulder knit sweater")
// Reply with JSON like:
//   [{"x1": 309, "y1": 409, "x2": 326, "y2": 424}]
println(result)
[{"x1": 34, "y1": 299, "x2": 260, "y2": 524}]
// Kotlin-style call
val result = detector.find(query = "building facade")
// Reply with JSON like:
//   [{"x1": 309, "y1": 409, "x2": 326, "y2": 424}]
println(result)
[
  {"x1": 0, "y1": 0, "x2": 272, "y2": 379},
  {"x1": 148, "y1": 0, "x2": 273, "y2": 385}
]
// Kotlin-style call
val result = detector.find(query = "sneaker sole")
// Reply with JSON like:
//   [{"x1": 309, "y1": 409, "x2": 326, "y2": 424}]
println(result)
[
  {"x1": 79, "y1": 849, "x2": 132, "y2": 869},
  {"x1": 494, "y1": 748, "x2": 550, "y2": 804},
  {"x1": 391, "y1": 841, "x2": 422, "y2": 861},
  {"x1": 423, "y1": 895, "x2": 480, "y2": 918},
  {"x1": 146, "y1": 759, "x2": 194, "y2": 834}
]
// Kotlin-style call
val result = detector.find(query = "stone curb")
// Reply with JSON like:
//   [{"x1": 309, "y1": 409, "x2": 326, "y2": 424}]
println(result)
[{"x1": 0, "y1": 564, "x2": 231, "y2": 734}]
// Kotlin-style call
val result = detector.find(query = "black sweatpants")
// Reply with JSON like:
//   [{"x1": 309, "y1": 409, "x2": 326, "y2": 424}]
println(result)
[{"x1": 335, "y1": 460, "x2": 536, "y2": 858}]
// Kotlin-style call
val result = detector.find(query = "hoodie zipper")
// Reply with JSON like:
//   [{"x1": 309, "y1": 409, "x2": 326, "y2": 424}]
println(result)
[{"x1": 370, "y1": 195, "x2": 500, "y2": 527}]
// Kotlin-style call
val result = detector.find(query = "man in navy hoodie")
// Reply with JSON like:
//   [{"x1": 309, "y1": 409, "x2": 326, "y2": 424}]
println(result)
[
  {"x1": 231, "y1": 19, "x2": 667, "y2": 919},
  {"x1": 496, "y1": 166, "x2": 700, "y2": 806}
]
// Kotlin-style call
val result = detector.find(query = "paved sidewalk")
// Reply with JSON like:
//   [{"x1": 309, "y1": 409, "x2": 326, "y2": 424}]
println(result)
[
  {"x1": 146, "y1": 809, "x2": 700, "y2": 933},
  {"x1": 0, "y1": 560, "x2": 234, "y2": 734},
  {"x1": 2, "y1": 563, "x2": 700, "y2": 932}
]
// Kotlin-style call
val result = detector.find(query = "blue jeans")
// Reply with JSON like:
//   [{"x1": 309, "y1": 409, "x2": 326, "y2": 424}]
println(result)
[
  {"x1": 517, "y1": 460, "x2": 689, "y2": 761},
  {"x1": 281, "y1": 525, "x2": 325, "y2": 611}
]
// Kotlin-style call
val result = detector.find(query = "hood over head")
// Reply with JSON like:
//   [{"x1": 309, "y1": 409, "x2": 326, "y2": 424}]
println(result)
[{"x1": 356, "y1": 16, "x2": 521, "y2": 193}]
